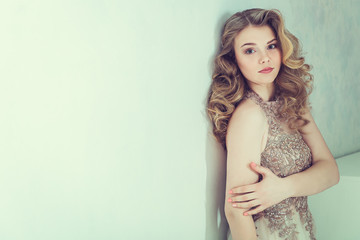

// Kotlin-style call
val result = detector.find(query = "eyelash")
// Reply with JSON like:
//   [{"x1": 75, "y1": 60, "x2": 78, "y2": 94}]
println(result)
[{"x1": 244, "y1": 44, "x2": 278, "y2": 55}]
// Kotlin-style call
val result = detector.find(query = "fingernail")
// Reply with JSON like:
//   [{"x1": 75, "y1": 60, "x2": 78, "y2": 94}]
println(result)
[
  {"x1": 229, "y1": 190, "x2": 233, "y2": 194},
  {"x1": 250, "y1": 162, "x2": 256, "y2": 167},
  {"x1": 227, "y1": 198, "x2": 232, "y2": 202},
  {"x1": 232, "y1": 203, "x2": 236, "y2": 207},
  {"x1": 243, "y1": 212, "x2": 248, "y2": 216}
]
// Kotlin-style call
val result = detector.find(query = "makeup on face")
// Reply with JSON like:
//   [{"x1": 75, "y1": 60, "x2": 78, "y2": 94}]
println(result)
[
  {"x1": 233, "y1": 25, "x2": 282, "y2": 88},
  {"x1": 258, "y1": 67, "x2": 274, "y2": 74}
]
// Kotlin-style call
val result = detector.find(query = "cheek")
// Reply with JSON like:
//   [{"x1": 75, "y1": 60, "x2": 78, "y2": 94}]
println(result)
[
  {"x1": 238, "y1": 62, "x2": 251, "y2": 76},
  {"x1": 237, "y1": 57, "x2": 255, "y2": 75},
  {"x1": 271, "y1": 50, "x2": 282, "y2": 64},
  {"x1": 237, "y1": 63, "x2": 256, "y2": 81}
]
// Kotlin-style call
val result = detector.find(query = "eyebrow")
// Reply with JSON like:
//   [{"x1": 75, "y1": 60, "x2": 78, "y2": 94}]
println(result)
[{"x1": 240, "y1": 38, "x2": 277, "y2": 48}]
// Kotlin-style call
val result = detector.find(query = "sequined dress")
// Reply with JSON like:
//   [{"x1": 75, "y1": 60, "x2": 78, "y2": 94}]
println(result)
[{"x1": 228, "y1": 89, "x2": 316, "y2": 240}]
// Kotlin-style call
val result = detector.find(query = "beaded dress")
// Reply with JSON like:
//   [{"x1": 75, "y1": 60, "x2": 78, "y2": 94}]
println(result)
[{"x1": 228, "y1": 89, "x2": 316, "y2": 240}]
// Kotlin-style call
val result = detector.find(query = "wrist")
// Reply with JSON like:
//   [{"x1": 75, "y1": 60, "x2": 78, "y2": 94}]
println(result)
[{"x1": 282, "y1": 176, "x2": 296, "y2": 198}]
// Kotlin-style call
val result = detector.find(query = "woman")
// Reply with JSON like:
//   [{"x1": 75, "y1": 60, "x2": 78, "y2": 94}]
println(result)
[{"x1": 206, "y1": 8, "x2": 339, "y2": 240}]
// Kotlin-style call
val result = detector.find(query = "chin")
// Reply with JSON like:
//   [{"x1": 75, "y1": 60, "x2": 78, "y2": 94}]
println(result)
[{"x1": 261, "y1": 76, "x2": 276, "y2": 83}]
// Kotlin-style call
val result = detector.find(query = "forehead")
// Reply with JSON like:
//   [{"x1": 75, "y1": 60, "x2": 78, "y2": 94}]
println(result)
[{"x1": 234, "y1": 25, "x2": 276, "y2": 46}]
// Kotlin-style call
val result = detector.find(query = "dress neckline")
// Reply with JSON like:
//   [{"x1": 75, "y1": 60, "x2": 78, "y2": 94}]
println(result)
[
  {"x1": 245, "y1": 89, "x2": 299, "y2": 136},
  {"x1": 245, "y1": 89, "x2": 280, "y2": 105}
]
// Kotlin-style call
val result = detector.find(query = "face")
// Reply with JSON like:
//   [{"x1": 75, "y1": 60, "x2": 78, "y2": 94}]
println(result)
[{"x1": 234, "y1": 25, "x2": 282, "y2": 89}]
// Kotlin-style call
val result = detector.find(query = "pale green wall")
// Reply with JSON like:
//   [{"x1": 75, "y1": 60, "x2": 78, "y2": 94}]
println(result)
[
  {"x1": 308, "y1": 152, "x2": 360, "y2": 239},
  {"x1": 288, "y1": 0, "x2": 360, "y2": 157},
  {"x1": 0, "y1": 0, "x2": 358, "y2": 240},
  {"x1": 0, "y1": 0, "x2": 223, "y2": 239}
]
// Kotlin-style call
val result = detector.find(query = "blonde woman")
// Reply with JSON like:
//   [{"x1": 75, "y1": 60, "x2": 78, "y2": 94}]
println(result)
[{"x1": 206, "y1": 8, "x2": 339, "y2": 240}]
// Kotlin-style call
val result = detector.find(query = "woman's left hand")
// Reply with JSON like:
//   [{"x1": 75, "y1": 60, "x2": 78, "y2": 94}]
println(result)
[{"x1": 228, "y1": 162, "x2": 291, "y2": 216}]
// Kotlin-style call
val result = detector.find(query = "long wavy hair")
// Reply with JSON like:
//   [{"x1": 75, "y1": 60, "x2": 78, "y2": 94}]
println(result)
[{"x1": 206, "y1": 8, "x2": 313, "y2": 151}]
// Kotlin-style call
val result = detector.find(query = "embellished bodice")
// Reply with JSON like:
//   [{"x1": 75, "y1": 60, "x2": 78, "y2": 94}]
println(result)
[{"x1": 243, "y1": 90, "x2": 316, "y2": 240}]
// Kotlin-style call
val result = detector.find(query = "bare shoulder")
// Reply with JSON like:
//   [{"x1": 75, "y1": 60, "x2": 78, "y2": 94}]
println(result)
[
  {"x1": 226, "y1": 99, "x2": 266, "y2": 149},
  {"x1": 228, "y1": 99, "x2": 266, "y2": 132},
  {"x1": 225, "y1": 99, "x2": 267, "y2": 192}
]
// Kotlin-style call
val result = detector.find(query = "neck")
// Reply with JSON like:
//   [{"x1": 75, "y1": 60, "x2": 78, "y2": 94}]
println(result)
[{"x1": 249, "y1": 84, "x2": 276, "y2": 102}]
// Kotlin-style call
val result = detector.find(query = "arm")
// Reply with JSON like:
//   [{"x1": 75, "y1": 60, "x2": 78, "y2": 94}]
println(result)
[
  {"x1": 224, "y1": 100, "x2": 267, "y2": 240},
  {"x1": 228, "y1": 110, "x2": 340, "y2": 216},
  {"x1": 284, "y1": 110, "x2": 340, "y2": 197}
]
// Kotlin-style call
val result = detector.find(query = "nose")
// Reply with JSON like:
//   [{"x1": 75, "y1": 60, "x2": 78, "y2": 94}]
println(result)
[{"x1": 259, "y1": 52, "x2": 270, "y2": 64}]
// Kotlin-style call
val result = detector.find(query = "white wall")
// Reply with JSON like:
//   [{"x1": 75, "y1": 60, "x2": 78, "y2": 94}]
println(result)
[
  {"x1": 0, "y1": 0, "x2": 358, "y2": 240},
  {"x1": 0, "y1": 0, "x2": 224, "y2": 239}
]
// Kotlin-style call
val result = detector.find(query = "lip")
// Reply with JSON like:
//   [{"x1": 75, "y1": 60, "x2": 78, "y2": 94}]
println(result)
[{"x1": 259, "y1": 67, "x2": 274, "y2": 73}]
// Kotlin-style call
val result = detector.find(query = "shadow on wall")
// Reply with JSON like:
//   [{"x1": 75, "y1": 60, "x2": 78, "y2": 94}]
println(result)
[
  {"x1": 203, "y1": 12, "x2": 234, "y2": 240},
  {"x1": 205, "y1": 130, "x2": 228, "y2": 240}
]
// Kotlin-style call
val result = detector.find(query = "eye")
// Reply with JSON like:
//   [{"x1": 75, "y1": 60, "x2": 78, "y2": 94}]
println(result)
[
  {"x1": 268, "y1": 43, "x2": 277, "y2": 49},
  {"x1": 245, "y1": 48, "x2": 255, "y2": 54}
]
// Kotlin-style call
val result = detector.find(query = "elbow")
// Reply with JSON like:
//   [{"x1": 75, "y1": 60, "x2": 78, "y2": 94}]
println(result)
[
  {"x1": 321, "y1": 158, "x2": 340, "y2": 186},
  {"x1": 335, "y1": 168, "x2": 340, "y2": 185},
  {"x1": 332, "y1": 172, "x2": 340, "y2": 187},
  {"x1": 316, "y1": 159, "x2": 340, "y2": 187},
  {"x1": 224, "y1": 202, "x2": 236, "y2": 223},
  {"x1": 224, "y1": 202, "x2": 234, "y2": 222},
  {"x1": 332, "y1": 161, "x2": 340, "y2": 186},
  {"x1": 224, "y1": 203, "x2": 257, "y2": 240},
  {"x1": 224, "y1": 201, "x2": 246, "y2": 222}
]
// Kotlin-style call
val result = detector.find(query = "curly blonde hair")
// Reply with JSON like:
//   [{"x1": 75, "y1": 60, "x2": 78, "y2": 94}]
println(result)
[{"x1": 206, "y1": 8, "x2": 313, "y2": 150}]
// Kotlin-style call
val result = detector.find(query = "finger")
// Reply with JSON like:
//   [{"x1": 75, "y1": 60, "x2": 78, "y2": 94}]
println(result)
[
  {"x1": 231, "y1": 199, "x2": 261, "y2": 210},
  {"x1": 250, "y1": 162, "x2": 271, "y2": 176},
  {"x1": 229, "y1": 192, "x2": 257, "y2": 203},
  {"x1": 244, "y1": 205, "x2": 265, "y2": 216},
  {"x1": 229, "y1": 184, "x2": 257, "y2": 195}
]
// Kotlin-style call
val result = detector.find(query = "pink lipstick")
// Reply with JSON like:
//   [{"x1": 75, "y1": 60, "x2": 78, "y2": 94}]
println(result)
[{"x1": 259, "y1": 67, "x2": 274, "y2": 73}]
